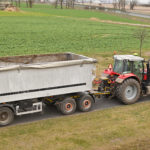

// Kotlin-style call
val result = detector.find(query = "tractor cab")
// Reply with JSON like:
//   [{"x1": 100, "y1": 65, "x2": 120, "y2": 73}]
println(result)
[{"x1": 113, "y1": 55, "x2": 144, "y2": 80}]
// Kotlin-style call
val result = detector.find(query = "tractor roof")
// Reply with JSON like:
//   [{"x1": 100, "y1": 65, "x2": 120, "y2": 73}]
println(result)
[{"x1": 114, "y1": 55, "x2": 144, "y2": 61}]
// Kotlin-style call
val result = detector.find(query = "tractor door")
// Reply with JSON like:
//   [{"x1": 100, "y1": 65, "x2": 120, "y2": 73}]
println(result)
[{"x1": 132, "y1": 61, "x2": 143, "y2": 80}]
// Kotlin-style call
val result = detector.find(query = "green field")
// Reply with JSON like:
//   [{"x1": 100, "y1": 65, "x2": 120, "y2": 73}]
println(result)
[
  {"x1": 1, "y1": 4, "x2": 150, "y2": 150},
  {"x1": 0, "y1": 4, "x2": 150, "y2": 57}
]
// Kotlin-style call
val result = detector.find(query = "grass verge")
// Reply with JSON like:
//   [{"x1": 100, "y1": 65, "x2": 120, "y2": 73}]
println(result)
[{"x1": 0, "y1": 101, "x2": 150, "y2": 150}]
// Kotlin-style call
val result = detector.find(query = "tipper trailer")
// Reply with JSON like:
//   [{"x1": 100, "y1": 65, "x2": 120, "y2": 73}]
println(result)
[{"x1": 0, "y1": 53, "x2": 97, "y2": 126}]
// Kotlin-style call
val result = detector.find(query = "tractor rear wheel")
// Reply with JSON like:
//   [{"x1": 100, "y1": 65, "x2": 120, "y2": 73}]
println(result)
[{"x1": 116, "y1": 78, "x2": 141, "y2": 104}]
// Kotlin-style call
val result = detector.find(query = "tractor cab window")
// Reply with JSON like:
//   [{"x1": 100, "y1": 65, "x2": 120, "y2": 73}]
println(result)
[
  {"x1": 113, "y1": 59, "x2": 123, "y2": 73},
  {"x1": 124, "y1": 61, "x2": 133, "y2": 73},
  {"x1": 123, "y1": 60, "x2": 143, "y2": 80},
  {"x1": 113, "y1": 59, "x2": 143, "y2": 79},
  {"x1": 133, "y1": 61, "x2": 143, "y2": 80}
]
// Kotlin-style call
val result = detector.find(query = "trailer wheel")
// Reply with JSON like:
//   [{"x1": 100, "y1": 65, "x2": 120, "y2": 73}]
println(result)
[
  {"x1": 0, "y1": 107, "x2": 14, "y2": 126},
  {"x1": 77, "y1": 94, "x2": 94, "y2": 112},
  {"x1": 58, "y1": 98, "x2": 76, "y2": 115},
  {"x1": 116, "y1": 78, "x2": 141, "y2": 104}
]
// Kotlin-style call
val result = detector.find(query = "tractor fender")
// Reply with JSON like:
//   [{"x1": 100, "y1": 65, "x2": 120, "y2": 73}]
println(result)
[{"x1": 115, "y1": 73, "x2": 140, "y2": 84}]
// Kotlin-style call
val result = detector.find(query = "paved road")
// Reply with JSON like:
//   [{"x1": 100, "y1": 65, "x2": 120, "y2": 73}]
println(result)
[
  {"x1": 9, "y1": 95, "x2": 150, "y2": 127},
  {"x1": 110, "y1": 10, "x2": 150, "y2": 19}
]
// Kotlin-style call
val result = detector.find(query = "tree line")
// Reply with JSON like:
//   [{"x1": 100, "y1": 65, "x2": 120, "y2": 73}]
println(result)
[
  {"x1": 3, "y1": 0, "x2": 150, "y2": 10},
  {"x1": 113, "y1": 0, "x2": 137, "y2": 11},
  {"x1": 10, "y1": 0, "x2": 34, "y2": 8}
]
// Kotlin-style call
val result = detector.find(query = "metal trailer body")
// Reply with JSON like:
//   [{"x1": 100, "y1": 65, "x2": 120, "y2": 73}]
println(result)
[
  {"x1": 0, "y1": 53, "x2": 96, "y2": 104},
  {"x1": 0, "y1": 53, "x2": 97, "y2": 126}
]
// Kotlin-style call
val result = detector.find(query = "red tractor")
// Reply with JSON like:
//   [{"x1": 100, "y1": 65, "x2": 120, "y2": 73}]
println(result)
[{"x1": 97, "y1": 55, "x2": 150, "y2": 104}]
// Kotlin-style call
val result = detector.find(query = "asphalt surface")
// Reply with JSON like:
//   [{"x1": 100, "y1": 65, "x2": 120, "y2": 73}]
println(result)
[{"x1": 8, "y1": 95, "x2": 150, "y2": 127}]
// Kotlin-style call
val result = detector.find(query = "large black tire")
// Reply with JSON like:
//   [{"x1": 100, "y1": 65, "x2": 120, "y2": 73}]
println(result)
[
  {"x1": 57, "y1": 97, "x2": 76, "y2": 115},
  {"x1": 116, "y1": 78, "x2": 141, "y2": 104},
  {"x1": 0, "y1": 107, "x2": 14, "y2": 126},
  {"x1": 77, "y1": 94, "x2": 94, "y2": 112}
]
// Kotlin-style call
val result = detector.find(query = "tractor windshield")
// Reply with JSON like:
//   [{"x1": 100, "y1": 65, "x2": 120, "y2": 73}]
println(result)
[
  {"x1": 114, "y1": 59, "x2": 143, "y2": 79},
  {"x1": 113, "y1": 59, "x2": 123, "y2": 73}
]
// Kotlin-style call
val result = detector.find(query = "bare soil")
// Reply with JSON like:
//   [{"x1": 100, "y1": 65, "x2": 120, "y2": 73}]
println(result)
[
  {"x1": 90, "y1": 17, "x2": 150, "y2": 28},
  {"x1": 4, "y1": 6, "x2": 20, "y2": 12}
]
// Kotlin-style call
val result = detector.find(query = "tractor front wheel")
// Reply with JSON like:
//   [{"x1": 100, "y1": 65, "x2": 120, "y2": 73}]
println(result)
[{"x1": 116, "y1": 78, "x2": 141, "y2": 104}]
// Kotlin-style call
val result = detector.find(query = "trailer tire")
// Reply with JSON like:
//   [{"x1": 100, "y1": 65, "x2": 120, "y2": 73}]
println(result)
[
  {"x1": 77, "y1": 94, "x2": 94, "y2": 112},
  {"x1": 0, "y1": 107, "x2": 14, "y2": 126},
  {"x1": 116, "y1": 78, "x2": 141, "y2": 104},
  {"x1": 58, "y1": 98, "x2": 76, "y2": 115}
]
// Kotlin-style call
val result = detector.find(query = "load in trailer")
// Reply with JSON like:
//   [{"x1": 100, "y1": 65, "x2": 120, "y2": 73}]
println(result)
[
  {"x1": 98, "y1": 55, "x2": 150, "y2": 104},
  {"x1": 0, "y1": 53, "x2": 97, "y2": 126}
]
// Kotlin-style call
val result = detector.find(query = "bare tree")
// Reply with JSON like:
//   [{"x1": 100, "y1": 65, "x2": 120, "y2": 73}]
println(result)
[
  {"x1": 26, "y1": 0, "x2": 29, "y2": 7},
  {"x1": 134, "y1": 28, "x2": 149, "y2": 57},
  {"x1": 72, "y1": 0, "x2": 75, "y2": 8},
  {"x1": 54, "y1": 0, "x2": 63, "y2": 9},
  {"x1": 54, "y1": 0, "x2": 58, "y2": 8},
  {"x1": 18, "y1": 0, "x2": 20, "y2": 7},
  {"x1": 54, "y1": 0, "x2": 75, "y2": 9},
  {"x1": 28, "y1": 0, "x2": 33, "y2": 8},
  {"x1": 118, "y1": 0, "x2": 121, "y2": 9},
  {"x1": 120, "y1": 0, "x2": 126, "y2": 11},
  {"x1": 130, "y1": 0, "x2": 137, "y2": 10},
  {"x1": 65, "y1": 0, "x2": 74, "y2": 8},
  {"x1": 66, "y1": 0, "x2": 69, "y2": 8},
  {"x1": 113, "y1": 0, "x2": 129, "y2": 11},
  {"x1": 113, "y1": 0, "x2": 118, "y2": 9},
  {"x1": 15, "y1": 0, "x2": 20, "y2": 7},
  {"x1": 60, "y1": 0, "x2": 63, "y2": 9}
]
